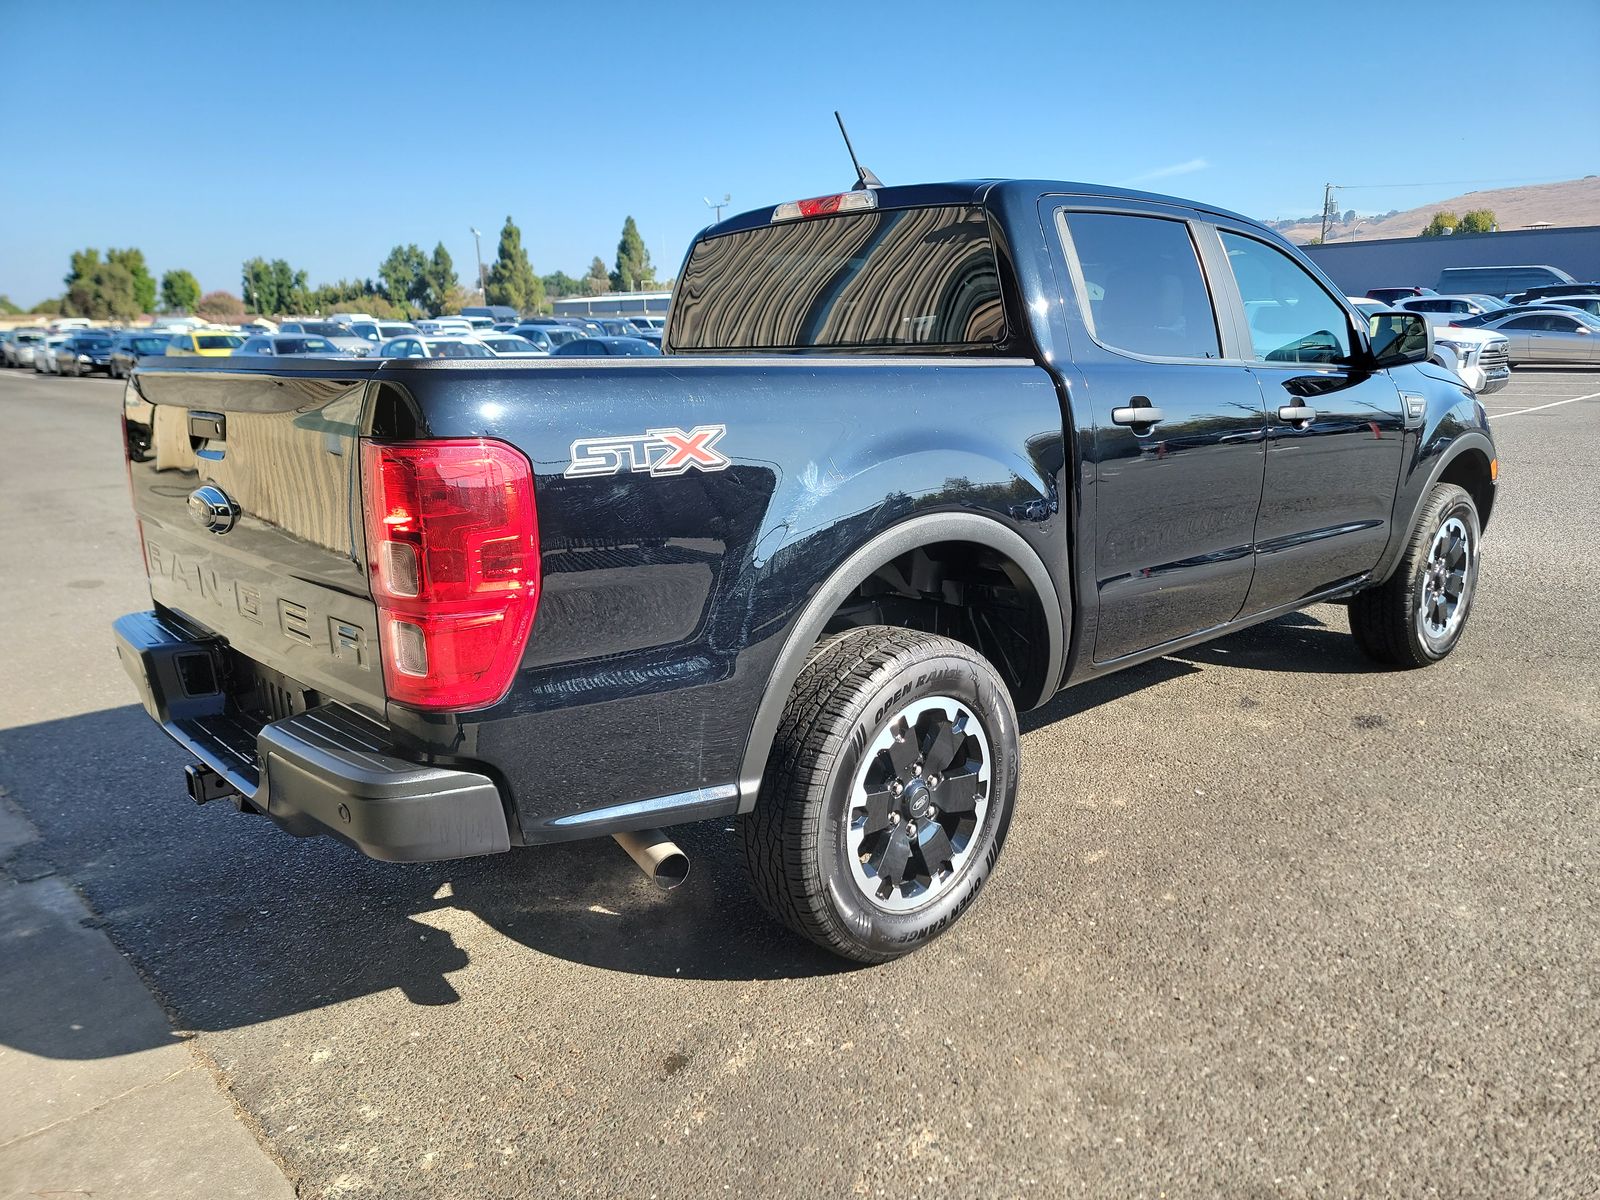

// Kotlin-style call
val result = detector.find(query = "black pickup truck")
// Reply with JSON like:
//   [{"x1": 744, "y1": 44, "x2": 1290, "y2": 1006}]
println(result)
[{"x1": 115, "y1": 179, "x2": 1497, "y2": 962}]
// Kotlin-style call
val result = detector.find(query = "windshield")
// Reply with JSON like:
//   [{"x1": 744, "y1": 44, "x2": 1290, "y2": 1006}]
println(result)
[
  {"x1": 131, "y1": 338, "x2": 168, "y2": 353},
  {"x1": 672, "y1": 205, "x2": 1007, "y2": 352},
  {"x1": 196, "y1": 334, "x2": 244, "y2": 350}
]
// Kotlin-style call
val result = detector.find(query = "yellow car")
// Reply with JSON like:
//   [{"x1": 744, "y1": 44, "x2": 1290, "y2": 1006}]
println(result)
[{"x1": 164, "y1": 330, "x2": 245, "y2": 356}]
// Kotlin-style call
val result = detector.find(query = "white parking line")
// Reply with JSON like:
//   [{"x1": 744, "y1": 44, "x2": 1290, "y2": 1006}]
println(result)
[{"x1": 1488, "y1": 390, "x2": 1600, "y2": 419}]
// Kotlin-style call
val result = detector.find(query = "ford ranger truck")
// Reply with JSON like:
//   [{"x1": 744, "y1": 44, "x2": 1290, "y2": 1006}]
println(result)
[{"x1": 114, "y1": 179, "x2": 1498, "y2": 962}]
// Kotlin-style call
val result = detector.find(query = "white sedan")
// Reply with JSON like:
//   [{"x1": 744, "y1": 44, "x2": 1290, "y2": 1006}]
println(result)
[{"x1": 372, "y1": 335, "x2": 494, "y2": 360}]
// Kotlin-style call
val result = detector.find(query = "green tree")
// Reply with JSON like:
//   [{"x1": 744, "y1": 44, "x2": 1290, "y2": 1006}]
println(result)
[
  {"x1": 541, "y1": 270, "x2": 584, "y2": 300},
  {"x1": 583, "y1": 256, "x2": 611, "y2": 296},
  {"x1": 610, "y1": 216, "x2": 654, "y2": 292},
  {"x1": 64, "y1": 262, "x2": 140, "y2": 320},
  {"x1": 485, "y1": 216, "x2": 543, "y2": 314},
  {"x1": 241, "y1": 257, "x2": 309, "y2": 315},
  {"x1": 160, "y1": 269, "x2": 201, "y2": 313},
  {"x1": 423, "y1": 242, "x2": 458, "y2": 314},
  {"x1": 65, "y1": 248, "x2": 100, "y2": 291},
  {"x1": 30, "y1": 296, "x2": 63, "y2": 314},
  {"x1": 0, "y1": 295, "x2": 20, "y2": 315},
  {"x1": 1457, "y1": 209, "x2": 1497, "y2": 234},
  {"x1": 1421, "y1": 211, "x2": 1460, "y2": 238},
  {"x1": 379, "y1": 244, "x2": 428, "y2": 310},
  {"x1": 106, "y1": 248, "x2": 157, "y2": 313}
]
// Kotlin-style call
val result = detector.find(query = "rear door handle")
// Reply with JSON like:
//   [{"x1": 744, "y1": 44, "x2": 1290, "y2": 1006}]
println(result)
[
  {"x1": 1277, "y1": 404, "x2": 1316, "y2": 426},
  {"x1": 1111, "y1": 399, "x2": 1165, "y2": 428}
]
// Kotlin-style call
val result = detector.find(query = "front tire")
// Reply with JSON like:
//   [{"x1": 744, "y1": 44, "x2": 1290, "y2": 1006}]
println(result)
[
  {"x1": 1350, "y1": 482, "x2": 1481, "y2": 667},
  {"x1": 739, "y1": 627, "x2": 1019, "y2": 963}
]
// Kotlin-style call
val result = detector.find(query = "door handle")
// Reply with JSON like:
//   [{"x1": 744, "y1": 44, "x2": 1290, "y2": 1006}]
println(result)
[
  {"x1": 1278, "y1": 404, "x2": 1316, "y2": 426},
  {"x1": 1112, "y1": 398, "x2": 1165, "y2": 428}
]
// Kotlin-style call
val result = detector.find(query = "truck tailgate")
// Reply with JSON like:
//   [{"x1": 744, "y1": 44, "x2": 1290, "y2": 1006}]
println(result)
[{"x1": 123, "y1": 361, "x2": 386, "y2": 713}]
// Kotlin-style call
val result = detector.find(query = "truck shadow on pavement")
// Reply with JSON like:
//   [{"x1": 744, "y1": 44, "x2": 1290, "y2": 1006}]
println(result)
[{"x1": 0, "y1": 610, "x2": 1362, "y2": 1059}]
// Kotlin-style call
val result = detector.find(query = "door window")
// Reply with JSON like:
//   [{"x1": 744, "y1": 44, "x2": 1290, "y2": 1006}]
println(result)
[
  {"x1": 1060, "y1": 212, "x2": 1220, "y2": 359},
  {"x1": 1220, "y1": 232, "x2": 1352, "y2": 365}
]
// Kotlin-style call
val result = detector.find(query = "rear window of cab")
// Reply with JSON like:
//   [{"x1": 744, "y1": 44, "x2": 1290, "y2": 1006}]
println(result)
[{"x1": 671, "y1": 205, "x2": 1007, "y2": 353}]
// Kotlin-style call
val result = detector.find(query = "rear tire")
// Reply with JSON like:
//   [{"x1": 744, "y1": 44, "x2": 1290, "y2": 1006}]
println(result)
[
  {"x1": 739, "y1": 626, "x2": 1019, "y2": 963},
  {"x1": 1350, "y1": 482, "x2": 1481, "y2": 668}
]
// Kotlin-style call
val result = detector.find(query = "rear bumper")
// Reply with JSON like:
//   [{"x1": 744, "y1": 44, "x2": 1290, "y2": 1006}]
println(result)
[{"x1": 113, "y1": 610, "x2": 512, "y2": 862}]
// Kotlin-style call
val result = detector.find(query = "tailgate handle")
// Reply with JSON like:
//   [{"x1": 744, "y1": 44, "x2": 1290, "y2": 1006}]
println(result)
[{"x1": 189, "y1": 411, "x2": 226, "y2": 442}]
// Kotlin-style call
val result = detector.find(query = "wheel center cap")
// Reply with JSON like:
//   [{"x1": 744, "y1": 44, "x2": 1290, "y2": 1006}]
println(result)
[{"x1": 904, "y1": 778, "x2": 931, "y2": 817}]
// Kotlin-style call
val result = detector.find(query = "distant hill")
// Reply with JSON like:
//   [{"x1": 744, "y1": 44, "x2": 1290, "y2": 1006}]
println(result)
[{"x1": 1270, "y1": 177, "x2": 1600, "y2": 245}]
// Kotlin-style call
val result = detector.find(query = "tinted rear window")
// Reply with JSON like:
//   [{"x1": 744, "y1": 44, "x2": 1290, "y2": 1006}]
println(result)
[
  {"x1": 671, "y1": 205, "x2": 1006, "y2": 352},
  {"x1": 197, "y1": 335, "x2": 243, "y2": 349}
]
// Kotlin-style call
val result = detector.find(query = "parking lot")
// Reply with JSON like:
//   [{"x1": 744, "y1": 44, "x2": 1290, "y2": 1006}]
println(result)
[{"x1": 0, "y1": 365, "x2": 1595, "y2": 1197}]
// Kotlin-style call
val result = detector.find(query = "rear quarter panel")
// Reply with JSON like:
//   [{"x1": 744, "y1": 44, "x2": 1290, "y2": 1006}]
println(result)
[{"x1": 377, "y1": 357, "x2": 1066, "y2": 840}]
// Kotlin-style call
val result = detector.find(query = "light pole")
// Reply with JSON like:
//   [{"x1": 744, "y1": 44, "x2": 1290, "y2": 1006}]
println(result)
[
  {"x1": 470, "y1": 227, "x2": 487, "y2": 302},
  {"x1": 704, "y1": 193, "x2": 730, "y2": 223}
]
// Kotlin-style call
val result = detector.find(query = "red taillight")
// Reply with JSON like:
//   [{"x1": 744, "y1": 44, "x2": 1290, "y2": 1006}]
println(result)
[{"x1": 360, "y1": 438, "x2": 540, "y2": 711}]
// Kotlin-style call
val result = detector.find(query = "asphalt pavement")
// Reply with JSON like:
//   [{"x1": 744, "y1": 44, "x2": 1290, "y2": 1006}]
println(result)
[{"x1": 0, "y1": 364, "x2": 1595, "y2": 1199}]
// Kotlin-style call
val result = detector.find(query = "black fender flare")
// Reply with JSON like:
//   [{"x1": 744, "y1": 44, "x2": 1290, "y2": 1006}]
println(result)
[
  {"x1": 1371, "y1": 429, "x2": 1497, "y2": 585},
  {"x1": 736, "y1": 511, "x2": 1067, "y2": 810}
]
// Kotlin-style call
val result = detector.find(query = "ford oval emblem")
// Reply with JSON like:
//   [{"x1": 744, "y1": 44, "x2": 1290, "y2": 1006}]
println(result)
[{"x1": 187, "y1": 485, "x2": 241, "y2": 535}]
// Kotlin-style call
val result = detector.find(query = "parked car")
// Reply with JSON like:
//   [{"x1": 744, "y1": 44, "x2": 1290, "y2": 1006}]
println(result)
[
  {"x1": 275, "y1": 320, "x2": 372, "y2": 355},
  {"x1": 1392, "y1": 294, "x2": 1507, "y2": 319},
  {"x1": 1542, "y1": 295, "x2": 1600, "y2": 320},
  {"x1": 113, "y1": 178, "x2": 1494, "y2": 964},
  {"x1": 2, "y1": 328, "x2": 45, "y2": 368},
  {"x1": 347, "y1": 320, "x2": 421, "y2": 345},
  {"x1": 239, "y1": 319, "x2": 279, "y2": 336},
  {"x1": 1366, "y1": 286, "x2": 1437, "y2": 306},
  {"x1": 461, "y1": 305, "x2": 520, "y2": 325},
  {"x1": 627, "y1": 316, "x2": 665, "y2": 332},
  {"x1": 416, "y1": 318, "x2": 474, "y2": 336},
  {"x1": 514, "y1": 325, "x2": 584, "y2": 349},
  {"x1": 164, "y1": 330, "x2": 245, "y2": 357},
  {"x1": 327, "y1": 312, "x2": 375, "y2": 326},
  {"x1": 1460, "y1": 308, "x2": 1600, "y2": 364},
  {"x1": 109, "y1": 331, "x2": 173, "y2": 378},
  {"x1": 551, "y1": 335, "x2": 662, "y2": 356},
  {"x1": 33, "y1": 332, "x2": 72, "y2": 373},
  {"x1": 57, "y1": 330, "x2": 117, "y2": 376},
  {"x1": 1436, "y1": 265, "x2": 1575, "y2": 299},
  {"x1": 632, "y1": 330, "x2": 664, "y2": 348},
  {"x1": 372, "y1": 335, "x2": 494, "y2": 359},
  {"x1": 236, "y1": 334, "x2": 349, "y2": 357},
  {"x1": 1507, "y1": 282, "x2": 1600, "y2": 306},
  {"x1": 476, "y1": 333, "x2": 547, "y2": 357}
]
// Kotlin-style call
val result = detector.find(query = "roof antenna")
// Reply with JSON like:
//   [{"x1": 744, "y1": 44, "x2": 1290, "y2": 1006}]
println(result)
[{"x1": 834, "y1": 111, "x2": 883, "y2": 191}]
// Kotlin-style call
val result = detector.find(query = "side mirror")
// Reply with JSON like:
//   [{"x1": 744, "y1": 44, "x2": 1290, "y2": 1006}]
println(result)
[{"x1": 1369, "y1": 311, "x2": 1431, "y2": 369}]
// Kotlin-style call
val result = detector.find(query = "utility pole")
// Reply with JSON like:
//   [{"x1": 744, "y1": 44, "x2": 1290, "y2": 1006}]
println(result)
[
  {"x1": 704, "y1": 193, "x2": 731, "y2": 223},
  {"x1": 1320, "y1": 183, "x2": 1337, "y2": 243},
  {"x1": 470, "y1": 227, "x2": 487, "y2": 302}
]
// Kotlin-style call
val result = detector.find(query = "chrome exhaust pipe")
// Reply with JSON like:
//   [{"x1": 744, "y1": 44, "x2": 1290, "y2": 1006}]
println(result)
[{"x1": 612, "y1": 829, "x2": 690, "y2": 890}]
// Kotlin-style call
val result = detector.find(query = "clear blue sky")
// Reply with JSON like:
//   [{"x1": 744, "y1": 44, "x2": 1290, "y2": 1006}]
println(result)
[{"x1": 3, "y1": 0, "x2": 1595, "y2": 307}]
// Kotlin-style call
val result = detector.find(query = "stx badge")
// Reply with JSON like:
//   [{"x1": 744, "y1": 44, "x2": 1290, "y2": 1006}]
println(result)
[{"x1": 565, "y1": 424, "x2": 730, "y2": 478}]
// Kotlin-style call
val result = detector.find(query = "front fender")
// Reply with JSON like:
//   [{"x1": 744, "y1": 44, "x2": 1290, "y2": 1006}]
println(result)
[{"x1": 1370, "y1": 364, "x2": 1497, "y2": 584}]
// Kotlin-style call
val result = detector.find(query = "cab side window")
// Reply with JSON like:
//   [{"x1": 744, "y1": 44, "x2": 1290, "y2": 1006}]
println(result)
[
  {"x1": 1220, "y1": 231, "x2": 1352, "y2": 365},
  {"x1": 1060, "y1": 212, "x2": 1220, "y2": 359}
]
